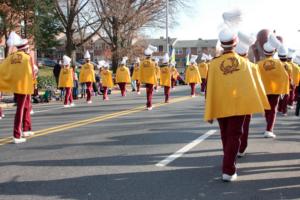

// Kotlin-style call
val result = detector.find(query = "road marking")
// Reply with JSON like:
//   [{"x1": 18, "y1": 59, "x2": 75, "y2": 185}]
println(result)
[
  {"x1": 155, "y1": 130, "x2": 217, "y2": 167},
  {"x1": 0, "y1": 96, "x2": 192, "y2": 146}
]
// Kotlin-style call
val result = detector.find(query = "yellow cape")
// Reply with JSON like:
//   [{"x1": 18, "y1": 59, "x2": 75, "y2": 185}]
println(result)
[
  {"x1": 101, "y1": 69, "x2": 114, "y2": 88},
  {"x1": 132, "y1": 65, "x2": 140, "y2": 81},
  {"x1": 198, "y1": 62, "x2": 208, "y2": 79},
  {"x1": 185, "y1": 64, "x2": 202, "y2": 84},
  {"x1": 0, "y1": 51, "x2": 33, "y2": 95},
  {"x1": 289, "y1": 62, "x2": 300, "y2": 87},
  {"x1": 116, "y1": 65, "x2": 131, "y2": 83},
  {"x1": 79, "y1": 63, "x2": 96, "y2": 83},
  {"x1": 204, "y1": 52, "x2": 265, "y2": 121},
  {"x1": 257, "y1": 57, "x2": 289, "y2": 95},
  {"x1": 160, "y1": 66, "x2": 171, "y2": 87},
  {"x1": 58, "y1": 68, "x2": 74, "y2": 88},
  {"x1": 139, "y1": 59, "x2": 157, "y2": 85}
]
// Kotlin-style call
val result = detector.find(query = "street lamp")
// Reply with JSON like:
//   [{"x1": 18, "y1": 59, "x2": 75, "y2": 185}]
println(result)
[{"x1": 166, "y1": 0, "x2": 169, "y2": 55}]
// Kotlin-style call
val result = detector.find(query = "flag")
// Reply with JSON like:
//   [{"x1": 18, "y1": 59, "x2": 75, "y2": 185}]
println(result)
[
  {"x1": 170, "y1": 48, "x2": 175, "y2": 63},
  {"x1": 186, "y1": 54, "x2": 190, "y2": 66}
]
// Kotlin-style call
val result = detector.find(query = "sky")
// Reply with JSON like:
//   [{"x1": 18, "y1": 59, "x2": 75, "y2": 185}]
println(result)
[{"x1": 151, "y1": 0, "x2": 300, "y2": 49}]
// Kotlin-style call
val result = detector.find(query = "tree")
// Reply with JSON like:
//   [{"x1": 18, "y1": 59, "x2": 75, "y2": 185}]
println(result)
[
  {"x1": 91, "y1": 0, "x2": 186, "y2": 72},
  {"x1": 34, "y1": 0, "x2": 64, "y2": 56},
  {"x1": 53, "y1": 0, "x2": 102, "y2": 63}
]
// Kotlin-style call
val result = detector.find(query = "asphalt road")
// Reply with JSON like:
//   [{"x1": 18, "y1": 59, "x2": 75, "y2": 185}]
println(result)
[{"x1": 0, "y1": 85, "x2": 299, "y2": 200}]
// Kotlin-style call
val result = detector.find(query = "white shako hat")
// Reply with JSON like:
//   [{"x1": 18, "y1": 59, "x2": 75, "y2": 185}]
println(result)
[
  {"x1": 207, "y1": 54, "x2": 213, "y2": 60},
  {"x1": 121, "y1": 56, "x2": 128, "y2": 65},
  {"x1": 294, "y1": 54, "x2": 300, "y2": 65},
  {"x1": 190, "y1": 55, "x2": 198, "y2": 64},
  {"x1": 287, "y1": 48, "x2": 296, "y2": 59},
  {"x1": 278, "y1": 45, "x2": 288, "y2": 58},
  {"x1": 97, "y1": 60, "x2": 106, "y2": 69},
  {"x1": 268, "y1": 33, "x2": 282, "y2": 50},
  {"x1": 63, "y1": 55, "x2": 71, "y2": 66},
  {"x1": 7, "y1": 31, "x2": 29, "y2": 50},
  {"x1": 235, "y1": 32, "x2": 255, "y2": 55},
  {"x1": 201, "y1": 53, "x2": 208, "y2": 61},
  {"x1": 134, "y1": 57, "x2": 140, "y2": 64},
  {"x1": 170, "y1": 61, "x2": 176, "y2": 67},
  {"x1": 84, "y1": 51, "x2": 91, "y2": 59},
  {"x1": 162, "y1": 53, "x2": 169, "y2": 64},
  {"x1": 218, "y1": 27, "x2": 238, "y2": 48},
  {"x1": 263, "y1": 42, "x2": 276, "y2": 56},
  {"x1": 144, "y1": 44, "x2": 157, "y2": 56},
  {"x1": 154, "y1": 57, "x2": 159, "y2": 64}
]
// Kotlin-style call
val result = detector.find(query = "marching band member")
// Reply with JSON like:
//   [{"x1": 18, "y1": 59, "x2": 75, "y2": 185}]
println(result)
[
  {"x1": 160, "y1": 53, "x2": 172, "y2": 103},
  {"x1": 100, "y1": 62, "x2": 113, "y2": 100},
  {"x1": 205, "y1": 27, "x2": 266, "y2": 182},
  {"x1": 198, "y1": 54, "x2": 209, "y2": 93},
  {"x1": 287, "y1": 49, "x2": 300, "y2": 108},
  {"x1": 116, "y1": 57, "x2": 131, "y2": 97},
  {"x1": 235, "y1": 32, "x2": 270, "y2": 157},
  {"x1": 132, "y1": 58, "x2": 141, "y2": 95},
  {"x1": 257, "y1": 34, "x2": 289, "y2": 138},
  {"x1": 171, "y1": 65, "x2": 179, "y2": 90},
  {"x1": 59, "y1": 55, "x2": 75, "y2": 108},
  {"x1": 140, "y1": 45, "x2": 157, "y2": 110},
  {"x1": 277, "y1": 45, "x2": 293, "y2": 116},
  {"x1": 154, "y1": 57, "x2": 160, "y2": 92},
  {"x1": 79, "y1": 51, "x2": 96, "y2": 104},
  {"x1": 0, "y1": 32, "x2": 35, "y2": 143},
  {"x1": 185, "y1": 55, "x2": 201, "y2": 97}
]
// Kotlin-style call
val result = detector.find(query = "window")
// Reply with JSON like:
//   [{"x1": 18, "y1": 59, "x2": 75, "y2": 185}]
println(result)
[
  {"x1": 176, "y1": 48, "x2": 183, "y2": 55},
  {"x1": 186, "y1": 48, "x2": 191, "y2": 54},
  {"x1": 158, "y1": 45, "x2": 163, "y2": 52},
  {"x1": 197, "y1": 48, "x2": 202, "y2": 54}
]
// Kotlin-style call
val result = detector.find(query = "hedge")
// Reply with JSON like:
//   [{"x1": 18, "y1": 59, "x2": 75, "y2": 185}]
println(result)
[{"x1": 37, "y1": 76, "x2": 56, "y2": 90}]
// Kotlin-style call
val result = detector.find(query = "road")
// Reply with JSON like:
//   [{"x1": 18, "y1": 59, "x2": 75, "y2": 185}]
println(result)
[{"x1": 0, "y1": 86, "x2": 299, "y2": 200}]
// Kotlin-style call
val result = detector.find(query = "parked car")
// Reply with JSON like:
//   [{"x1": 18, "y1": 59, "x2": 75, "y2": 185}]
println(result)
[
  {"x1": 76, "y1": 60, "x2": 98, "y2": 69},
  {"x1": 37, "y1": 58, "x2": 57, "y2": 68}
]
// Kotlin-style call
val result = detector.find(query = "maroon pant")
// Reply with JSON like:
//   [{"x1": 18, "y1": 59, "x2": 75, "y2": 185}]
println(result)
[
  {"x1": 288, "y1": 86, "x2": 295, "y2": 106},
  {"x1": 201, "y1": 78, "x2": 206, "y2": 92},
  {"x1": 171, "y1": 78, "x2": 176, "y2": 88},
  {"x1": 118, "y1": 83, "x2": 126, "y2": 96},
  {"x1": 265, "y1": 95, "x2": 280, "y2": 132},
  {"x1": 295, "y1": 86, "x2": 299, "y2": 102},
  {"x1": 190, "y1": 83, "x2": 196, "y2": 95},
  {"x1": 218, "y1": 115, "x2": 246, "y2": 175},
  {"x1": 164, "y1": 86, "x2": 170, "y2": 102},
  {"x1": 86, "y1": 82, "x2": 92, "y2": 101},
  {"x1": 278, "y1": 94, "x2": 289, "y2": 114},
  {"x1": 0, "y1": 107, "x2": 3, "y2": 117},
  {"x1": 136, "y1": 81, "x2": 141, "y2": 92},
  {"x1": 64, "y1": 87, "x2": 73, "y2": 105},
  {"x1": 146, "y1": 84, "x2": 154, "y2": 108},
  {"x1": 103, "y1": 87, "x2": 108, "y2": 100},
  {"x1": 239, "y1": 115, "x2": 251, "y2": 154},
  {"x1": 14, "y1": 94, "x2": 32, "y2": 138}
]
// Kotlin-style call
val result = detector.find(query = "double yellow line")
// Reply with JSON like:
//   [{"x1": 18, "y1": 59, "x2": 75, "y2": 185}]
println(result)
[{"x1": 0, "y1": 96, "x2": 192, "y2": 146}]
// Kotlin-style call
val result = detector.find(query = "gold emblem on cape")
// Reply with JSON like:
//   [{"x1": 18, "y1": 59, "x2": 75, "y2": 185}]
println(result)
[
  {"x1": 11, "y1": 53, "x2": 23, "y2": 64},
  {"x1": 220, "y1": 57, "x2": 240, "y2": 75},
  {"x1": 263, "y1": 60, "x2": 276, "y2": 71}
]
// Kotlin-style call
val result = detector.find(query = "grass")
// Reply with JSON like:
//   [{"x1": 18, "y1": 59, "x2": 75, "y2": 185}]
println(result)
[{"x1": 39, "y1": 67, "x2": 54, "y2": 77}]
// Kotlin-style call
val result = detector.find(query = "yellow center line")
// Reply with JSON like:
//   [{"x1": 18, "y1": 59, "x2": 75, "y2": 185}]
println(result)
[{"x1": 0, "y1": 96, "x2": 192, "y2": 146}]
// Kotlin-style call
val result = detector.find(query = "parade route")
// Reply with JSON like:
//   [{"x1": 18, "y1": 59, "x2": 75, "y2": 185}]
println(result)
[{"x1": 0, "y1": 86, "x2": 299, "y2": 200}]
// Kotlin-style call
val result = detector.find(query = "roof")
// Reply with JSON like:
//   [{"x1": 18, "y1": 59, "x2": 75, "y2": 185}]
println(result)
[
  {"x1": 145, "y1": 38, "x2": 177, "y2": 46},
  {"x1": 174, "y1": 39, "x2": 218, "y2": 48}
]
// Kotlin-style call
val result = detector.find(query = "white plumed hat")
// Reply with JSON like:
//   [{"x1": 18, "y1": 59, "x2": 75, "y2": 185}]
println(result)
[
  {"x1": 7, "y1": 31, "x2": 29, "y2": 50},
  {"x1": 218, "y1": 27, "x2": 237, "y2": 48},
  {"x1": 263, "y1": 42, "x2": 275, "y2": 55},
  {"x1": 84, "y1": 51, "x2": 91, "y2": 59},
  {"x1": 268, "y1": 33, "x2": 282, "y2": 50},
  {"x1": 190, "y1": 55, "x2": 198, "y2": 64},
  {"x1": 63, "y1": 55, "x2": 72, "y2": 66},
  {"x1": 162, "y1": 53, "x2": 169, "y2": 64},
  {"x1": 287, "y1": 48, "x2": 296, "y2": 59},
  {"x1": 135, "y1": 57, "x2": 140, "y2": 64},
  {"x1": 278, "y1": 45, "x2": 288, "y2": 57},
  {"x1": 121, "y1": 57, "x2": 128, "y2": 65}
]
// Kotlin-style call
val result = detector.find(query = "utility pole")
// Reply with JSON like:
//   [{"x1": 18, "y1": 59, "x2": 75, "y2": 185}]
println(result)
[{"x1": 166, "y1": 0, "x2": 169, "y2": 55}]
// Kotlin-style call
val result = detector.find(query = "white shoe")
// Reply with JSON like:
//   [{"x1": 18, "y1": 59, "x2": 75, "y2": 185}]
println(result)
[
  {"x1": 147, "y1": 106, "x2": 153, "y2": 111},
  {"x1": 30, "y1": 110, "x2": 34, "y2": 115},
  {"x1": 237, "y1": 152, "x2": 245, "y2": 158},
  {"x1": 13, "y1": 137, "x2": 26, "y2": 144},
  {"x1": 281, "y1": 113, "x2": 288, "y2": 117},
  {"x1": 0, "y1": 117, "x2": 2, "y2": 120},
  {"x1": 70, "y1": 103, "x2": 75, "y2": 107},
  {"x1": 288, "y1": 105, "x2": 294, "y2": 109},
  {"x1": 87, "y1": 101, "x2": 92, "y2": 104},
  {"x1": 155, "y1": 89, "x2": 159, "y2": 92},
  {"x1": 222, "y1": 173, "x2": 237, "y2": 182},
  {"x1": 1, "y1": 114, "x2": 5, "y2": 117},
  {"x1": 137, "y1": 92, "x2": 141, "y2": 95},
  {"x1": 191, "y1": 94, "x2": 196, "y2": 98},
  {"x1": 22, "y1": 131, "x2": 34, "y2": 137},
  {"x1": 264, "y1": 131, "x2": 276, "y2": 138},
  {"x1": 64, "y1": 105, "x2": 70, "y2": 108}
]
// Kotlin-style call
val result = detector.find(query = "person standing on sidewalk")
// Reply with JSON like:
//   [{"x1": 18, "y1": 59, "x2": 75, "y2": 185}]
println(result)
[
  {"x1": 59, "y1": 55, "x2": 74, "y2": 108},
  {"x1": 140, "y1": 45, "x2": 157, "y2": 110},
  {"x1": 116, "y1": 57, "x2": 131, "y2": 97},
  {"x1": 79, "y1": 51, "x2": 96, "y2": 104},
  {"x1": 257, "y1": 34, "x2": 289, "y2": 138},
  {"x1": 235, "y1": 32, "x2": 270, "y2": 157},
  {"x1": 205, "y1": 25, "x2": 266, "y2": 182},
  {"x1": 185, "y1": 55, "x2": 201, "y2": 97},
  {"x1": 160, "y1": 54, "x2": 172, "y2": 103},
  {"x1": 100, "y1": 62, "x2": 113, "y2": 101},
  {"x1": 0, "y1": 32, "x2": 35, "y2": 143}
]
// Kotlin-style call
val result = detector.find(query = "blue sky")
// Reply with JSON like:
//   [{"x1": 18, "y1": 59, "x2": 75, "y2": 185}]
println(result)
[{"x1": 152, "y1": 0, "x2": 300, "y2": 49}]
